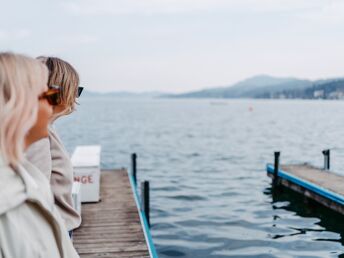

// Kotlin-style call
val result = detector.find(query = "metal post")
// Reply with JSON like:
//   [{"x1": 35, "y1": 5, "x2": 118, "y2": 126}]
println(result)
[
  {"x1": 141, "y1": 181, "x2": 150, "y2": 228},
  {"x1": 131, "y1": 153, "x2": 137, "y2": 185},
  {"x1": 273, "y1": 152, "x2": 280, "y2": 186},
  {"x1": 322, "y1": 149, "x2": 330, "y2": 170}
]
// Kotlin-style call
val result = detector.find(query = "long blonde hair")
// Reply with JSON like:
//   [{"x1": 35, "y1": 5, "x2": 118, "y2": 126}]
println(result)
[
  {"x1": 37, "y1": 56, "x2": 79, "y2": 118},
  {"x1": 0, "y1": 52, "x2": 48, "y2": 166}
]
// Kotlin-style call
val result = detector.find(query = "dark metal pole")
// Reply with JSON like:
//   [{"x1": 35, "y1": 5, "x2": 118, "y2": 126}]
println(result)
[
  {"x1": 141, "y1": 181, "x2": 150, "y2": 228},
  {"x1": 273, "y1": 152, "x2": 280, "y2": 186},
  {"x1": 131, "y1": 153, "x2": 137, "y2": 185},
  {"x1": 322, "y1": 149, "x2": 330, "y2": 170}
]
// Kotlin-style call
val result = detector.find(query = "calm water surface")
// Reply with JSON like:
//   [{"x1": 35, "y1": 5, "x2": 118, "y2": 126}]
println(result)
[{"x1": 56, "y1": 98, "x2": 344, "y2": 258}]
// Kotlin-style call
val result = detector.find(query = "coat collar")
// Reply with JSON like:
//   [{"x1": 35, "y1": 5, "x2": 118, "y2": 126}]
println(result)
[{"x1": 0, "y1": 154, "x2": 26, "y2": 215}]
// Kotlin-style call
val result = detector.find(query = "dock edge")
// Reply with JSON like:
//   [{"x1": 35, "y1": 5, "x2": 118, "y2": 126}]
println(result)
[
  {"x1": 128, "y1": 171, "x2": 159, "y2": 258},
  {"x1": 266, "y1": 164, "x2": 344, "y2": 206}
]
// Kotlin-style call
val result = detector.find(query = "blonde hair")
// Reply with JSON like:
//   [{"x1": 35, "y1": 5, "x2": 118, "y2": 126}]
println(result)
[
  {"x1": 38, "y1": 56, "x2": 79, "y2": 118},
  {"x1": 0, "y1": 52, "x2": 48, "y2": 166}
]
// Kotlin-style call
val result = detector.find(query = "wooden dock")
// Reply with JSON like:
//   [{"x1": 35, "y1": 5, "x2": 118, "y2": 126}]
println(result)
[
  {"x1": 267, "y1": 163, "x2": 344, "y2": 215},
  {"x1": 73, "y1": 169, "x2": 157, "y2": 258}
]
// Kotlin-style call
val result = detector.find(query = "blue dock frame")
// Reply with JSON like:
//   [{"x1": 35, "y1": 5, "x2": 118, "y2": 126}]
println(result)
[
  {"x1": 266, "y1": 164, "x2": 344, "y2": 212},
  {"x1": 128, "y1": 171, "x2": 159, "y2": 258}
]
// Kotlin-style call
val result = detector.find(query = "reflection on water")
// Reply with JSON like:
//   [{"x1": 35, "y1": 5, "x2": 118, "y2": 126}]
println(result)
[
  {"x1": 56, "y1": 98, "x2": 344, "y2": 257},
  {"x1": 266, "y1": 186, "x2": 344, "y2": 247}
]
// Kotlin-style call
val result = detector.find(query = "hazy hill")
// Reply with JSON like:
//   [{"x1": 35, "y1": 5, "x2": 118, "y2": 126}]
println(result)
[
  {"x1": 166, "y1": 75, "x2": 312, "y2": 98},
  {"x1": 273, "y1": 78, "x2": 344, "y2": 99},
  {"x1": 83, "y1": 90, "x2": 165, "y2": 98},
  {"x1": 81, "y1": 75, "x2": 344, "y2": 100}
]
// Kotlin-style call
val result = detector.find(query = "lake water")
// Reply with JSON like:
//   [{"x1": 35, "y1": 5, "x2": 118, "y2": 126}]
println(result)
[{"x1": 56, "y1": 98, "x2": 344, "y2": 258}]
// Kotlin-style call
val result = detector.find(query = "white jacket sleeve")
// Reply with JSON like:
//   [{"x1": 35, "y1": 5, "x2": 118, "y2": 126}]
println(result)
[{"x1": 25, "y1": 138, "x2": 52, "y2": 180}]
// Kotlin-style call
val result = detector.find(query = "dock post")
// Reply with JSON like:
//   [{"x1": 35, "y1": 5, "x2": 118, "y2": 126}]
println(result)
[
  {"x1": 131, "y1": 153, "x2": 137, "y2": 185},
  {"x1": 141, "y1": 181, "x2": 150, "y2": 228},
  {"x1": 322, "y1": 149, "x2": 330, "y2": 170},
  {"x1": 273, "y1": 152, "x2": 280, "y2": 186}
]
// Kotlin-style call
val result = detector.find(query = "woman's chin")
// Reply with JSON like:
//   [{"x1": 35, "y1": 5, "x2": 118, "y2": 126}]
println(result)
[
  {"x1": 34, "y1": 131, "x2": 49, "y2": 142},
  {"x1": 25, "y1": 130, "x2": 49, "y2": 149},
  {"x1": 41, "y1": 131, "x2": 49, "y2": 139}
]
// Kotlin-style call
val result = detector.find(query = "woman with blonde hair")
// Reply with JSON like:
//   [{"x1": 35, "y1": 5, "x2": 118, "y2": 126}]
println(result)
[
  {"x1": 0, "y1": 52, "x2": 79, "y2": 257},
  {"x1": 26, "y1": 57, "x2": 82, "y2": 234}
]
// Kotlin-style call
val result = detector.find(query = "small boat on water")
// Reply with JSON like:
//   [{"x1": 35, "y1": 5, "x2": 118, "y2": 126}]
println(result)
[{"x1": 209, "y1": 101, "x2": 228, "y2": 106}]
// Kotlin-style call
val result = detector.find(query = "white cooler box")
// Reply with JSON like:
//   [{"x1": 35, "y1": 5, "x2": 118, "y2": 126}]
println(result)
[{"x1": 72, "y1": 145, "x2": 101, "y2": 203}]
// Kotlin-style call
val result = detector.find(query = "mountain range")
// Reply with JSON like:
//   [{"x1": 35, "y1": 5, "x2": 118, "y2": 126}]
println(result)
[
  {"x1": 165, "y1": 75, "x2": 344, "y2": 99},
  {"x1": 84, "y1": 75, "x2": 344, "y2": 99},
  {"x1": 82, "y1": 90, "x2": 164, "y2": 98}
]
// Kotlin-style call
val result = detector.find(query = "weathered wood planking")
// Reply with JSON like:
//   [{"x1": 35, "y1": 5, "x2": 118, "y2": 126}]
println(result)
[
  {"x1": 282, "y1": 164, "x2": 344, "y2": 196},
  {"x1": 267, "y1": 164, "x2": 344, "y2": 214},
  {"x1": 73, "y1": 169, "x2": 150, "y2": 258}
]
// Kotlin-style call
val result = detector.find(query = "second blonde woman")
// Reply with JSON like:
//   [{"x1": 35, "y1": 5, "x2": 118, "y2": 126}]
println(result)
[{"x1": 26, "y1": 57, "x2": 82, "y2": 233}]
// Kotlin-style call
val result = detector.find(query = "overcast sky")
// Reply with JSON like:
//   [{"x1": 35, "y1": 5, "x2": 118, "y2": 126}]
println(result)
[{"x1": 1, "y1": 0, "x2": 344, "y2": 93}]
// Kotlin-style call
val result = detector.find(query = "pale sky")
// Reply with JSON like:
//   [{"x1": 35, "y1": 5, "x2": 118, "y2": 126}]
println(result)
[{"x1": 1, "y1": 0, "x2": 344, "y2": 93}]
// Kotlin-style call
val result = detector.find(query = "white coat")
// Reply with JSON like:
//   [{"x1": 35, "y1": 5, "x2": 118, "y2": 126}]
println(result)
[{"x1": 0, "y1": 154, "x2": 79, "y2": 258}]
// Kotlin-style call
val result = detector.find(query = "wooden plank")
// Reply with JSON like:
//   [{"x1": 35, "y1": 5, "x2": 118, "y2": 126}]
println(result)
[
  {"x1": 80, "y1": 251, "x2": 150, "y2": 258},
  {"x1": 267, "y1": 164, "x2": 344, "y2": 215},
  {"x1": 281, "y1": 164, "x2": 344, "y2": 196},
  {"x1": 73, "y1": 169, "x2": 150, "y2": 258}
]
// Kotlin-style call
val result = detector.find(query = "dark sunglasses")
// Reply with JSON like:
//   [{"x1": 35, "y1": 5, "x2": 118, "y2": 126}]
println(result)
[
  {"x1": 77, "y1": 86, "x2": 84, "y2": 98},
  {"x1": 38, "y1": 85, "x2": 61, "y2": 106}
]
